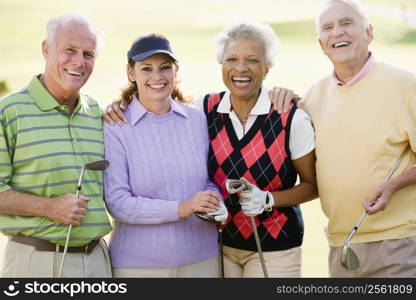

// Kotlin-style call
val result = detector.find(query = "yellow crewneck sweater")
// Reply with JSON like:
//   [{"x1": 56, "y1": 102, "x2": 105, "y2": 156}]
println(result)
[{"x1": 305, "y1": 62, "x2": 416, "y2": 247}]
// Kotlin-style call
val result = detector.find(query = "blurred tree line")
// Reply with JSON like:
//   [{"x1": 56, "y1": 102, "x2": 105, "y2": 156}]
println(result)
[{"x1": 0, "y1": 80, "x2": 9, "y2": 96}]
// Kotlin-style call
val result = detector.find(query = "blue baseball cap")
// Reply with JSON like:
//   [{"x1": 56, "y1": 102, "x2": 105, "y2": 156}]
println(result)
[{"x1": 127, "y1": 36, "x2": 178, "y2": 62}]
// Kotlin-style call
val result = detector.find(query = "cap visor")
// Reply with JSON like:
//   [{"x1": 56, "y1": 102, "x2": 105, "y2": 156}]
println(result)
[{"x1": 130, "y1": 49, "x2": 178, "y2": 62}]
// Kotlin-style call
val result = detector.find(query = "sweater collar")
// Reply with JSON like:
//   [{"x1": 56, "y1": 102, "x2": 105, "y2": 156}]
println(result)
[{"x1": 128, "y1": 95, "x2": 188, "y2": 126}]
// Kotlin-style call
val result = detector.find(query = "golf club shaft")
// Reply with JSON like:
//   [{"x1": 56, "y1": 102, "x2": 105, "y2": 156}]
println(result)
[
  {"x1": 58, "y1": 182, "x2": 82, "y2": 278},
  {"x1": 218, "y1": 228, "x2": 224, "y2": 278},
  {"x1": 249, "y1": 216, "x2": 268, "y2": 278},
  {"x1": 58, "y1": 224, "x2": 72, "y2": 277},
  {"x1": 345, "y1": 217, "x2": 363, "y2": 247},
  {"x1": 341, "y1": 145, "x2": 409, "y2": 270},
  {"x1": 56, "y1": 161, "x2": 109, "y2": 278},
  {"x1": 348, "y1": 145, "x2": 408, "y2": 239},
  {"x1": 354, "y1": 211, "x2": 367, "y2": 229}
]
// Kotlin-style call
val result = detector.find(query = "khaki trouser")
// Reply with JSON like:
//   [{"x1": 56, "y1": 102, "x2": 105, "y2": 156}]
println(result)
[
  {"x1": 329, "y1": 236, "x2": 416, "y2": 277},
  {"x1": 223, "y1": 245, "x2": 301, "y2": 278},
  {"x1": 1, "y1": 239, "x2": 112, "y2": 278},
  {"x1": 113, "y1": 255, "x2": 219, "y2": 278}
]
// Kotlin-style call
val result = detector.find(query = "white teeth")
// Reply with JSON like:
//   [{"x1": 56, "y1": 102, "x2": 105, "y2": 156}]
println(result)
[
  {"x1": 333, "y1": 41, "x2": 350, "y2": 48},
  {"x1": 149, "y1": 84, "x2": 165, "y2": 89},
  {"x1": 67, "y1": 70, "x2": 83, "y2": 76},
  {"x1": 232, "y1": 76, "x2": 251, "y2": 82}
]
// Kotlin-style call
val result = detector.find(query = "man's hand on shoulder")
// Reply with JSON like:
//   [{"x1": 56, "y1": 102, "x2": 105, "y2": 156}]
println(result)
[
  {"x1": 102, "y1": 99, "x2": 129, "y2": 125},
  {"x1": 268, "y1": 86, "x2": 303, "y2": 113}
]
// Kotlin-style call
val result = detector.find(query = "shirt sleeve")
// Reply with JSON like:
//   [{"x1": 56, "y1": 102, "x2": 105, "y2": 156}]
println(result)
[
  {"x1": 103, "y1": 123, "x2": 181, "y2": 225},
  {"x1": 0, "y1": 118, "x2": 12, "y2": 193},
  {"x1": 289, "y1": 109, "x2": 316, "y2": 160}
]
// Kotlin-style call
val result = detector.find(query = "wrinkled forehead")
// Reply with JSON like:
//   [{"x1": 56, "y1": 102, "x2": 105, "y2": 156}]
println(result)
[{"x1": 55, "y1": 22, "x2": 97, "y2": 50}]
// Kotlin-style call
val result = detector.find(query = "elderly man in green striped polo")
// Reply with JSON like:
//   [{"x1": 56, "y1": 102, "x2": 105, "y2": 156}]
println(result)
[{"x1": 0, "y1": 13, "x2": 112, "y2": 277}]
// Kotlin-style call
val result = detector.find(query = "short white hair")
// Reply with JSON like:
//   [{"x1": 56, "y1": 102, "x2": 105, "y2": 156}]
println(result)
[
  {"x1": 315, "y1": 0, "x2": 370, "y2": 33},
  {"x1": 214, "y1": 20, "x2": 279, "y2": 68},
  {"x1": 46, "y1": 12, "x2": 104, "y2": 54}
]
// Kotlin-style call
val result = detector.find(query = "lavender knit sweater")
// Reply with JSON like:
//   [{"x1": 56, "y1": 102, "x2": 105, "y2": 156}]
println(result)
[{"x1": 103, "y1": 98, "x2": 219, "y2": 268}]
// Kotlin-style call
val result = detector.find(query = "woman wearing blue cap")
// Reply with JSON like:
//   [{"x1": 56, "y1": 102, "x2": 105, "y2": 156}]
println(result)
[{"x1": 103, "y1": 34, "x2": 228, "y2": 277}]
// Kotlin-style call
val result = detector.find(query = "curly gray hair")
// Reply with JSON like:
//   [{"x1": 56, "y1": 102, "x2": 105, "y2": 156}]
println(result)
[{"x1": 214, "y1": 20, "x2": 280, "y2": 68}]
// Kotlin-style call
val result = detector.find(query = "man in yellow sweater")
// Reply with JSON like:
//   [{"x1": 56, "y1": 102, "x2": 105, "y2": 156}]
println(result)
[{"x1": 274, "y1": 0, "x2": 416, "y2": 277}]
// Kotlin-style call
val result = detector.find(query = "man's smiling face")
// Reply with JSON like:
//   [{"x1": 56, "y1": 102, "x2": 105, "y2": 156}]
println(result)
[
  {"x1": 318, "y1": 1, "x2": 373, "y2": 67},
  {"x1": 42, "y1": 21, "x2": 97, "y2": 99}
]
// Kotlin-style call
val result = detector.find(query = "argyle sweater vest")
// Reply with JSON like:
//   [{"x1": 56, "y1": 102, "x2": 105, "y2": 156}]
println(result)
[{"x1": 203, "y1": 92, "x2": 304, "y2": 251}]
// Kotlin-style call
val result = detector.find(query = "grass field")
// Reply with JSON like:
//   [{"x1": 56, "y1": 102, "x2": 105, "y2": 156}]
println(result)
[{"x1": 0, "y1": 0, "x2": 415, "y2": 277}]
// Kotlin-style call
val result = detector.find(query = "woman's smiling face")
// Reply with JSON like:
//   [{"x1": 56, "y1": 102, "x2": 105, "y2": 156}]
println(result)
[
  {"x1": 221, "y1": 38, "x2": 269, "y2": 101},
  {"x1": 128, "y1": 53, "x2": 176, "y2": 102}
]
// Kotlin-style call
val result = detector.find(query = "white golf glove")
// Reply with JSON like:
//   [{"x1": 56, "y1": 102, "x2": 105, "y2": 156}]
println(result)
[
  {"x1": 207, "y1": 200, "x2": 228, "y2": 224},
  {"x1": 239, "y1": 177, "x2": 274, "y2": 216}
]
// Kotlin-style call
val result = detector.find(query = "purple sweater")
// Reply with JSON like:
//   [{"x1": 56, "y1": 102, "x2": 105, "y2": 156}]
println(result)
[{"x1": 103, "y1": 97, "x2": 219, "y2": 268}]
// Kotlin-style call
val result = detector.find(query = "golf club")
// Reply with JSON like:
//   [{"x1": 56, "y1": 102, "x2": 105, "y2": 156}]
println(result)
[
  {"x1": 340, "y1": 147, "x2": 408, "y2": 270},
  {"x1": 195, "y1": 212, "x2": 225, "y2": 277},
  {"x1": 225, "y1": 179, "x2": 269, "y2": 278},
  {"x1": 58, "y1": 159, "x2": 109, "y2": 278},
  {"x1": 218, "y1": 227, "x2": 224, "y2": 277}
]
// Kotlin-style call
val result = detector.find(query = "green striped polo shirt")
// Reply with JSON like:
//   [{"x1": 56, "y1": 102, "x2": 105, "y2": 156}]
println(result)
[{"x1": 0, "y1": 75, "x2": 112, "y2": 246}]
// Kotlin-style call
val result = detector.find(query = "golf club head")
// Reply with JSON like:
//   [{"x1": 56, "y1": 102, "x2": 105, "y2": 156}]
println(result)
[
  {"x1": 225, "y1": 179, "x2": 246, "y2": 194},
  {"x1": 76, "y1": 160, "x2": 110, "y2": 196},
  {"x1": 340, "y1": 246, "x2": 360, "y2": 270},
  {"x1": 84, "y1": 159, "x2": 109, "y2": 171}
]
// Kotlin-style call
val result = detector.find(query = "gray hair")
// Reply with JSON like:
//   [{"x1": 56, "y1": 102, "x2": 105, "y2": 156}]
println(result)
[
  {"x1": 315, "y1": 0, "x2": 370, "y2": 34},
  {"x1": 46, "y1": 12, "x2": 104, "y2": 54},
  {"x1": 214, "y1": 20, "x2": 279, "y2": 68}
]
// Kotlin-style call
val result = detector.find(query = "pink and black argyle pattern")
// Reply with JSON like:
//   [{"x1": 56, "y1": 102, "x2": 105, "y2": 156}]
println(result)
[{"x1": 203, "y1": 92, "x2": 304, "y2": 252}]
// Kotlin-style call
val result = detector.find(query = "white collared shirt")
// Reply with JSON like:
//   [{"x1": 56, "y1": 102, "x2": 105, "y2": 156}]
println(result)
[{"x1": 195, "y1": 86, "x2": 315, "y2": 160}]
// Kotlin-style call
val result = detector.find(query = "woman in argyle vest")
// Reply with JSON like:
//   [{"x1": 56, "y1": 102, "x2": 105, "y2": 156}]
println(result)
[{"x1": 199, "y1": 20, "x2": 318, "y2": 277}]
